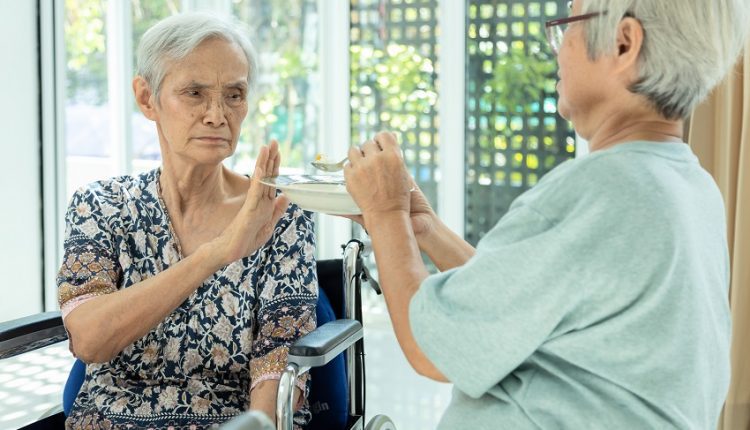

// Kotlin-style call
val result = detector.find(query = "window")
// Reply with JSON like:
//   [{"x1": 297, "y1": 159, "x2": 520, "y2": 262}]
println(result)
[
  {"x1": 63, "y1": 0, "x2": 321, "y2": 200},
  {"x1": 465, "y1": 0, "x2": 574, "y2": 244}
]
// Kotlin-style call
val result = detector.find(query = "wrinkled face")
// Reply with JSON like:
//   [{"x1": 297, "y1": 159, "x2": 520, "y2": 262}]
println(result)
[
  {"x1": 153, "y1": 37, "x2": 249, "y2": 166},
  {"x1": 555, "y1": 0, "x2": 613, "y2": 125}
]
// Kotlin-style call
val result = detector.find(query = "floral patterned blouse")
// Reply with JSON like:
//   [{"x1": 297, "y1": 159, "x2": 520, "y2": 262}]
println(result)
[{"x1": 57, "y1": 168, "x2": 318, "y2": 429}]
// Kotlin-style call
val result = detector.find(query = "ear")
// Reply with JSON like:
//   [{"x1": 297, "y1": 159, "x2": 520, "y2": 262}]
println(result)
[
  {"x1": 133, "y1": 76, "x2": 157, "y2": 121},
  {"x1": 613, "y1": 17, "x2": 644, "y2": 81}
]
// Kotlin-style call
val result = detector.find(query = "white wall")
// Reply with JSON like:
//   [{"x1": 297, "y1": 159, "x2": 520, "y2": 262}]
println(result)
[{"x1": 0, "y1": 0, "x2": 43, "y2": 321}]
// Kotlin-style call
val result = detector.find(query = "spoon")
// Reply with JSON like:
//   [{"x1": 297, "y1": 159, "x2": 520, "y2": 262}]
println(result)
[{"x1": 311, "y1": 155, "x2": 348, "y2": 172}]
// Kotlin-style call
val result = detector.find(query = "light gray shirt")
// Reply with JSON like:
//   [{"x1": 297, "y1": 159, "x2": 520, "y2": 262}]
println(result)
[{"x1": 411, "y1": 142, "x2": 730, "y2": 429}]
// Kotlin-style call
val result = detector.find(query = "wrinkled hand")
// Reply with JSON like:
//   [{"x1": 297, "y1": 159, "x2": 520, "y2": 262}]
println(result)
[
  {"x1": 344, "y1": 131, "x2": 412, "y2": 220},
  {"x1": 406, "y1": 177, "x2": 437, "y2": 239},
  {"x1": 212, "y1": 140, "x2": 289, "y2": 265},
  {"x1": 342, "y1": 176, "x2": 437, "y2": 239}
]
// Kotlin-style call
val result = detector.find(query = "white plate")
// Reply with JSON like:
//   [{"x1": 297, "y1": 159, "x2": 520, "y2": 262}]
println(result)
[{"x1": 261, "y1": 175, "x2": 361, "y2": 215}]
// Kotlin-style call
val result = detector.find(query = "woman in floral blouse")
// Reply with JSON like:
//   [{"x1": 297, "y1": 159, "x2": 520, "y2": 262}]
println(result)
[{"x1": 57, "y1": 12, "x2": 317, "y2": 429}]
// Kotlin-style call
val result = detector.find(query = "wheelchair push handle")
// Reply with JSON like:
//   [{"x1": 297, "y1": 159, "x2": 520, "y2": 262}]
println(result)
[{"x1": 343, "y1": 239, "x2": 381, "y2": 295}]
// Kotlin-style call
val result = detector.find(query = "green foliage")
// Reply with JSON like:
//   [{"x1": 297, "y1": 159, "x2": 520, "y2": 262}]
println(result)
[
  {"x1": 350, "y1": 43, "x2": 437, "y2": 133},
  {"x1": 65, "y1": 0, "x2": 107, "y2": 103},
  {"x1": 234, "y1": 0, "x2": 318, "y2": 168},
  {"x1": 480, "y1": 40, "x2": 556, "y2": 118}
]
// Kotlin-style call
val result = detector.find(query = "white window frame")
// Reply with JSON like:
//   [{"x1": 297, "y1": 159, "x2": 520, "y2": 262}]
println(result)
[
  {"x1": 437, "y1": 0, "x2": 467, "y2": 236},
  {"x1": 41, "y1": 0, "x2": 67, "y2": 311}
]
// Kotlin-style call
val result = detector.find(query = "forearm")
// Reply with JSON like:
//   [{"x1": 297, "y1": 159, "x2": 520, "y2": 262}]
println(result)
[
  {"x1": 250, "y1": 380, "x2": 302, "y2": 423},
  {"x1": 64, "y1": 242, "x2": 225, "y2": 363},
  {"x1": 365, "y1": 211, "x2": 448, "y2": 382},
  {"x1": 416, "y1": 214, "x2": 476, "y2": 271}
]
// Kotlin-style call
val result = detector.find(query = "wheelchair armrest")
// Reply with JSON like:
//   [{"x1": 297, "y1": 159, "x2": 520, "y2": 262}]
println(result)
[
  {"x1": 0, "y1": 311, "x2": 67, "y2": 359},
  {"x1": 288, "y1": 319, "x2": 363, "y2": 369}
]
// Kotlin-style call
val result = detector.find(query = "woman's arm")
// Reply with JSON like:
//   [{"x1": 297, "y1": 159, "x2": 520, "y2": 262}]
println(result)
[
  {"x1": 64, "y1": 242, "x2": 225, "y2": 363},
  {"x1": 344, "y1": 132, "x2": 449, "y2": 381},
  {"x1": 249, "y1": 206, "x2": 317, "y2": 419},
  {"x1": 412, "y1": 206, "x2": 476, "y2": 271},
  {"x1": 249, "y1": 380, "x2": 302, "y2": 423},
  {"x1": 348, "y1": 179, "x2": 475, "y2": 271},
  {"x1": 366, "y1": 211, "x2": 449, "y2": 381},
  {"x1": 64, "y1": 143, "x2": 288, "y2": 363}
]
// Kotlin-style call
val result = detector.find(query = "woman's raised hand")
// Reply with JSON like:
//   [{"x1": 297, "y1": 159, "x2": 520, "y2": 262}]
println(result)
[{"x1": 211, "y1": 140, "x2": 289, "y2": 265}]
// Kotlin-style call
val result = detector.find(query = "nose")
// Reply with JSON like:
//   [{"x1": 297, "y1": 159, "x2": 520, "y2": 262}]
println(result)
[{"x1": 203, "y1": 97, "x2": 227, "y2": 127}]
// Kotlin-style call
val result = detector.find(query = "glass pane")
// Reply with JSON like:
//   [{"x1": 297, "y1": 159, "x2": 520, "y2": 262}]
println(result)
[
  {"x1": 465, "y1": 0, "x2": 575, "y2": 244},
  {"x1": 130, "y1": 0, "x2": 182, "y2": 174},
  {"x1": 231, "y1": 0, "x2": 320, "y2": 175},
  {"x1": 64, "y1": 0, "x2": 320, "y2": 187},
  {"x1": 350, "y1": 0, "x2": 440, "y2": 210},
  {"x1": 64, "y1": 0, "x2": 111, "y2": 199}
]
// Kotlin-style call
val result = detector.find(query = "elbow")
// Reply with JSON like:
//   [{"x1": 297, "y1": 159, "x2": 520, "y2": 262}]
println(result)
[
  {"x1": 414, "y1": 363, "x2": 449, "y2": 383},
  {"x1": 407, "y1": 353, "x2": 449, "y2": 383},
  {"x1": 65, "y1": 320, "x2": 117, "y2": 364}
]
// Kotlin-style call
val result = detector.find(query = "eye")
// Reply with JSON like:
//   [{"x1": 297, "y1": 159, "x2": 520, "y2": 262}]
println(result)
[{"x1": 226, "y1": 92, "x2": 245, "y2": 103}]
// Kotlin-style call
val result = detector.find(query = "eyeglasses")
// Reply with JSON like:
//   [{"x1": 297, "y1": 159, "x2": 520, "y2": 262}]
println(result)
[{"x1": 545, "y1": 11, "x2": 606, "y2": 55}]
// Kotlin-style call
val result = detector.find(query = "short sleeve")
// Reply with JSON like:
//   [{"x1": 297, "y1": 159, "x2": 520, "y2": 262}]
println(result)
[
  {"x1": 250, "y1": 206, "x2": 318, "y2": 393},
  {"x1": 409, "y1": 203, "x2": 587, "y2": 398},
  {"x1": 57, "y1": 188, "x2": 121, "y2": 320}
]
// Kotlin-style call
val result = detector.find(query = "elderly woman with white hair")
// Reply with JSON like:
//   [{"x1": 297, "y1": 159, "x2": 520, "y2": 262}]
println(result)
[
  {"x1": 57, "y1": 13, "x2": 316, "y2": 429},
  {"x1": 343, "y1": 0, "x2": 750, "y2": 428}
]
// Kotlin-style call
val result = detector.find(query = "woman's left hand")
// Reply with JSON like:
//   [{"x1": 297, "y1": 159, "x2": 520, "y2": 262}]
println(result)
[
  {"x1": 209, "y1": 140, "x2": 289, "y2": 266},
  {"x1": 344, "y1": 131, "x2": 412, "y2": 222}
]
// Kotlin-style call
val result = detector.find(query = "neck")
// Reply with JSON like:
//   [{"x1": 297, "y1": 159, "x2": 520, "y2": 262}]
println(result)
[
  {"x1": 579, "y1": 98, "x2": 684, "y2": 152},
  {"x1": 159, "y1": 157, "x2": 230, "y2": 215}
]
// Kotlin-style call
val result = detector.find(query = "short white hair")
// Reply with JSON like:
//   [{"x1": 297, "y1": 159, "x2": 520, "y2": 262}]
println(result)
[
  {"x1": 135, "y1": 12, "x2": 258, "y2": 99},
  {"x1": 581, "y1": 0, "x2": 749, "y2": 119}
]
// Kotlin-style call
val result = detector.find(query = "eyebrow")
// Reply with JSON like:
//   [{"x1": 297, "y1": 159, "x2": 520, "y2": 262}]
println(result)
[{"x1": 181, "y1": 80, "x2": 248, "y2": 91}]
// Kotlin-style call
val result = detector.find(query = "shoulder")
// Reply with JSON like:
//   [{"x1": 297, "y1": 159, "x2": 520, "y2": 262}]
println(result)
[
  {"x1": 514, "y1": 143, "x2": 700, "y2": 222},
  {"x1": 67, "y1": 169, "x2": 158, "y2": 220}
]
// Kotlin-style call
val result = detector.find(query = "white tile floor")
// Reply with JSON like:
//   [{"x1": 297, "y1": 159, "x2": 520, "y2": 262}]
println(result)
[
  {"x1": 0, "y1": 342, "x2": 75, "y2": 429},
  {"x1": 362, "y1": 292, "x2": 453, "y2": 430}
]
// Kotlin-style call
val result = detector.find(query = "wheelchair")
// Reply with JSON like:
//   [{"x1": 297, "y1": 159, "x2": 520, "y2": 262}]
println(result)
[{"x1": 0, "y1": 239, "x2": 396, "y2": 430}]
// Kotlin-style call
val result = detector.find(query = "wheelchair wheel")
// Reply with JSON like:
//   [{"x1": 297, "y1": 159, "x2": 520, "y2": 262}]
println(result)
[{"x1": 365, "y1": 414, "x2": 397, "y2": 430}]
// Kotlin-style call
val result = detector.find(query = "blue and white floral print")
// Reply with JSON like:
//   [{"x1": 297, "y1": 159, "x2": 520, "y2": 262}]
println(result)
[{"x1": 58, "y1": 168, "x2": 317, "y2": 429}]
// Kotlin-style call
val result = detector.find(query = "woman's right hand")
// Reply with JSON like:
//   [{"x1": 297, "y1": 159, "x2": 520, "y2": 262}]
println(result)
[
  {"x1": 343, "y1": 175, "x2": 438, "y2": 242},
  {"x1": 210, "y1": 140, "x2": 290, "y2": 266}
]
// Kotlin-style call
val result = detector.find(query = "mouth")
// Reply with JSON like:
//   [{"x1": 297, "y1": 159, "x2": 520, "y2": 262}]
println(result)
[{"x1": 194, "y1": 136, "x2": 231, "y2": 144}]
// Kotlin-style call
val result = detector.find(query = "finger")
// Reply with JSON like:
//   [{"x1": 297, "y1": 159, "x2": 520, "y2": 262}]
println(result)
[
  {"x1": 271, "y1": 194, "x2": 290, "y2": 225},
  {"x1": 360, "y1": 139, "x2": 379, "y2": 155},
  {"x1": 248, "y1": 160, "x2": 269, "y2": 208},
  {"x1": 255, "y1": 145, "x2": 269, "y2": 177},
  {"x1": 375, "y1": 131, "x2": 400, "y2": 155},
  {"x1": 272, "y1": 144, "x2": 281, "y2": 175},
  {"x1": 266, "y1": 140, "x2": 279, "y2": 199},
  {"x1": 348, "y1": 144, "x2": 364, "y2": 163}
]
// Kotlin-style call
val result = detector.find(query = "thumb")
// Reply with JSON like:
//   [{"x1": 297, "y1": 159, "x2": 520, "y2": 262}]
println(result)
[{"x1": 271, "y1": 194, "x2": 290, "y2": 223}]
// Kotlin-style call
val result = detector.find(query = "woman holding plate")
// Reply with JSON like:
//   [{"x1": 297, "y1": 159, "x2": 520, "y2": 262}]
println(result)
[{"x1": 343, "y1": 0, "x2": 749, "y2": 428}]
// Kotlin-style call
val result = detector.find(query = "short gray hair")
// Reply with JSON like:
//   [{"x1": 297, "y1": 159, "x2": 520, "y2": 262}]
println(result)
[
  {"x1": 581, "y1": 0, "x2": 749, "y2": 119},
  {"x1": 136, "y1": 12, "x2": 258, "y2": 100}
]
